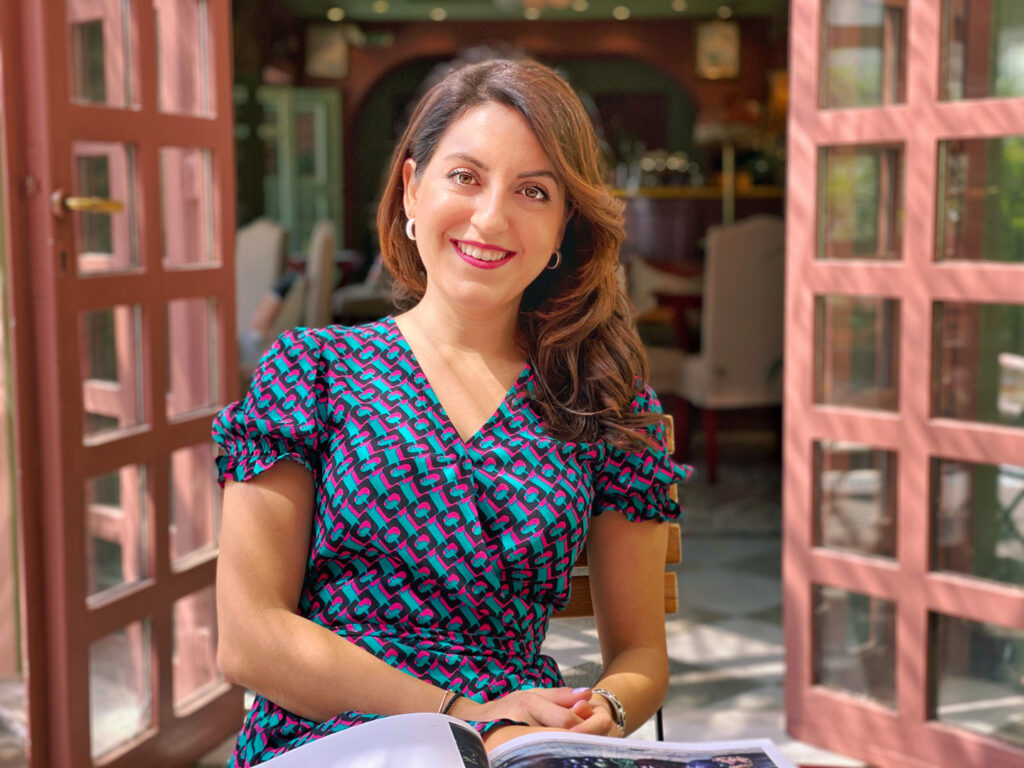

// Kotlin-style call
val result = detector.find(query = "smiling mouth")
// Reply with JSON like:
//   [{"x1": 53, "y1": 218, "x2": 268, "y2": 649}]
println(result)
[{"x1": 452, "y1": 239, "x2": 516, "y2": 265}]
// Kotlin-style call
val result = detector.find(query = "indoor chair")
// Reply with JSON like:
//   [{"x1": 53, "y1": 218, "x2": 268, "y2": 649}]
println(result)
[
  {"x1": 553, "y1": 418, "x2": 683, "y2": 741},
  {"x1": 646, "y1": 215, "x2": 785, "y2": 483}
]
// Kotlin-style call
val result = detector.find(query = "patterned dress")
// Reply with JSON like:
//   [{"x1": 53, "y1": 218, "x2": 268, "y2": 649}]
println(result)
[{"x1": 212, "y1": 317, "x2": 692, "y2": 766}]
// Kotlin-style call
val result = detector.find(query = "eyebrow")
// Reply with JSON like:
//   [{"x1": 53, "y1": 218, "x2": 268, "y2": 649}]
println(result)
[{"x1": 443, "y1": 152, "x2": 562, "y2": 186}]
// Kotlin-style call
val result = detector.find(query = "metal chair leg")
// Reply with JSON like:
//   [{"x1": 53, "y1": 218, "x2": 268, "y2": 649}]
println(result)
[{"x1": 656, "y1": 705, "x2": 665, "y2": 741}]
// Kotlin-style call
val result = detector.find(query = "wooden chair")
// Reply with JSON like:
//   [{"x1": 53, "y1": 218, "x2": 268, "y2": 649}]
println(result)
[
  {"x1": 552, "y1": 416, "x2": 683, "y2": 741},
  {"x1": 553, "y1": 522, "x2": 682, "y2": 621}
]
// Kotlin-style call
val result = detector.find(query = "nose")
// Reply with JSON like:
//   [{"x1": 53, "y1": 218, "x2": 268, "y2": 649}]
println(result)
[{"x1": 470, "y1": 186, "x2": 509, "y2": 234}]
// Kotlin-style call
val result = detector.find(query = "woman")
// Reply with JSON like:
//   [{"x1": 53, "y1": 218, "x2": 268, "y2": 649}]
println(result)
[{"x1": 214, "y1": 59, "x2": 692, "y2": 767}]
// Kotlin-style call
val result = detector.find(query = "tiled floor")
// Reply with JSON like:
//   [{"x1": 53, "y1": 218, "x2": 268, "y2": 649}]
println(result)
[{"x1": 0, "y1": 434, "x2": 869, "y2": 767}]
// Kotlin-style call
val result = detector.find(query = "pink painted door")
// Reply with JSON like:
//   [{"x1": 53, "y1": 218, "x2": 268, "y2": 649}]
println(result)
[
  {"x1": 3, "y1": 0, "x2": 242, "y2": 765},
  {"x1": 784, "y1": 2, "x2": 1024, "y2": 767}
]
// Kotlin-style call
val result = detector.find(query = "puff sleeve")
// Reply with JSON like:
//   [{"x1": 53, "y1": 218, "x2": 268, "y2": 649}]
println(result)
[
  {"x1": 212, "y1": 328, "x2": 326, "y2": 485},
  {"x1": 593, "y1": 386, "x2": 694, "y2": 522}
]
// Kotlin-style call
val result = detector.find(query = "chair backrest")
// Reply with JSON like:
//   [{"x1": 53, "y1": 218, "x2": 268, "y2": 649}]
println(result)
[
  {"x1": 303, "y1": 220, "x2": 338, "y2": 328},
  {"x1": 702, "y1": 214, "x2": 785, "y2": 409},
  {"x1": 554, "y1": 416, "x2": 682, "y2": 619},
  {"x1": 555, "y1": 523, "x2": 681, "y2": 619},
  {"x1": 266, "y1": 274, "x2": 307, "y2": 341},
  {"x1": 235, "y1": 218, "x2": 287, "y2": 333},
  {"x1": 627, "y1": 256, "x2": 704, "y2": 316}
]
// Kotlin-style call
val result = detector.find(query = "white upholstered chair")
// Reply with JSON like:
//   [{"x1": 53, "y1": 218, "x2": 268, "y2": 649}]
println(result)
[
  {"x1": 646, "y1": 215, "x2": 785, "y2": 482},
  {"x1": 262, "y1": 219, "x2": 337, "y2": 343},
  {"x1": 303, "y1": 219, "x2": 338, "y2": 329},
  {"x1": 235, "y1": 218, "x2": 288, "y2": 337}
]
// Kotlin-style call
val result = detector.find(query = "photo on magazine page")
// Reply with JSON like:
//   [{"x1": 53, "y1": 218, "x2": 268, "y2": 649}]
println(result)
[{"x1": 489, "y1": 734, "x2": 795, "y2": 768}]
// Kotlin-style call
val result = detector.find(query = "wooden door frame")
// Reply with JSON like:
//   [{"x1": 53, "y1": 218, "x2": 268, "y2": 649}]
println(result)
[
  {"x1": 784, "y1": 2, "x2": 1024, "y2": 767},
  {"x1": 5, "y1": 0, "x2": 242, "y2": 765},
  {"x1": 1, "y1": 0, "x2": 52, "y2": 764}
]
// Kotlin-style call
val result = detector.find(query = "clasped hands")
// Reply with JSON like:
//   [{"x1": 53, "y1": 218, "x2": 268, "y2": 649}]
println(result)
[{"x1": 447, "y1": 686, "x2": 620, "y2": 745}]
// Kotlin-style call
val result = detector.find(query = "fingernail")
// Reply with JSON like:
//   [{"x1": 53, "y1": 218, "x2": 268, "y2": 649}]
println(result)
[{"x1": 573, "y1": 687, "x2": 590, "y2": 693}]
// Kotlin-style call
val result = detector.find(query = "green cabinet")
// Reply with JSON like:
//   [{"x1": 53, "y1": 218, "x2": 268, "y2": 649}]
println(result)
[{"x1": 235, "y1": 84, "x2": 342, "y2": 254}]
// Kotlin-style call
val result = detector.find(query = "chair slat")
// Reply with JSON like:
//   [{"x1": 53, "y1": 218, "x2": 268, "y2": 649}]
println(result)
[{"x1": 557, "y1": 573, "x2": 677, "y2": 619}]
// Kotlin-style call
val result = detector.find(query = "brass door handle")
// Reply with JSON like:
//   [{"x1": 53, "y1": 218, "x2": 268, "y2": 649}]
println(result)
[{"x1": 51, "y1": 189, "x2": 125, "y2": 218}]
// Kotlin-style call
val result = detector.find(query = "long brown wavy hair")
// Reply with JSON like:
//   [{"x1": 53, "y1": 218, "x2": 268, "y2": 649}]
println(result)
[{"x1": 377, "y1": 59, "x2": 661, "y2": 450}]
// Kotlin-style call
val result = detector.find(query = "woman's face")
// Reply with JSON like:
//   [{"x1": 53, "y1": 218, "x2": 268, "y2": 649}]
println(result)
[{"x1": 402, "y1": 102, "x2": 568, "y2": 318}]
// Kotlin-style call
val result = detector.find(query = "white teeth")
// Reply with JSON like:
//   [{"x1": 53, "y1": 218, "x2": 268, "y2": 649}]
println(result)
[{"x1": 458, "y1": 242, "x2": 509, "y2": 262}]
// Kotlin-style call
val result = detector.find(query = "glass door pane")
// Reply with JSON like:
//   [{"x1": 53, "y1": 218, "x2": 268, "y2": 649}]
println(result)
[
  {"x1": 67, "y1": 0, "x2": 137, "y2": 108},
  {"x1": 155, "y1": 0, "x2": 212, "y2": 116}
]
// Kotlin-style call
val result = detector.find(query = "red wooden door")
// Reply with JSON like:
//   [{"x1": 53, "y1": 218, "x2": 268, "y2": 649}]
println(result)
[
  {"x1": 785, "y1": 2, "x2": 1024, "y2": 767},
  {"x1": 2, "y1": 0, "x2": 242, "y2": 765}
]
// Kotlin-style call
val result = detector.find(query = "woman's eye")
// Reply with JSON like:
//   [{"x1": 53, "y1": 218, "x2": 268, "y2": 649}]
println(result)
[
  {"x1": 522, "y1": 185, "x2": 549, "y2": 201},
  {"x1": 448, "y1": 169, "x2": 475, "y2": 185}
]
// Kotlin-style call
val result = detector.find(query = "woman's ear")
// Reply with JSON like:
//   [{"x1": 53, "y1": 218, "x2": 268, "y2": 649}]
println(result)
[{"x1": 402, "y1": 159, "x2": 418, "y2": 218}]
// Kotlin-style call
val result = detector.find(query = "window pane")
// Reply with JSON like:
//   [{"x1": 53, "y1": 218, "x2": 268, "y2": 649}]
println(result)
[
  {"x1": 67, "y1": 0, "x2": 136, "y2": 107},
  {"x1": 933, "y1": 302, "x2": 1024, "y2": 427},
  {"x1": 170, "y1": 442, "x2": 219, "y2": 564},
  {"x1": 815, "y1": 441, "x2": 897, "y2": 558},
  {"x1": 813, "y1": 585, "x2": 897, "y2": 707},
  {"x1": 155, "y1": 0, "x2": 213, "y2": 116},
  {"x1": 937, "y1": 137, "x2": 1024, "y2": 263},
  {"x1": 86, "y1": 464, "x2": 148, "y2": 600},
  {"x1": 173, "y1": 586, "x2": 221, "y2": 712},
  {"x1": 941, "y1": 0, "x2": 1024, "y2": 101},
  {"x1": 80, "y1": 305, "x2": 144, "y2": 441},
  {"x1": 932, "y1": 458, "x2": 1024, "y2": 588},
  {"x1": 166, "y1": 298, "x2": 217, "y2": 419},
  {"x1": 161, "y1": 147, "x2": 215, "y2": 268},
  {"x1": 90, "y1": 620, "x2": 151, "y2": 758},
  {"x1": 819, "y1": 145, "x2": 903, "y2": 260},
  {"x1": 73, "y1": 141, "x2": 139, "y2": 275},
  {"x1": 821, "y1": 0, "x2": 906, "y2": 108},
  {"x1": 932, "y1": 614, "x2": 1024, "y2": 748},
  {"x1": 816, "y1": 296, "x2": 900, "y2": 410}
]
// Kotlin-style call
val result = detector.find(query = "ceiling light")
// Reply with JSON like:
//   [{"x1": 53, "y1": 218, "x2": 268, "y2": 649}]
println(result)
[
  {"x1": 571, "y1": 0, "x2": 589, "y2": 10},
  {"x1": 671, "y1": 0, "x2": 687, "y2": 11},
  {"x1": 372, "y1": 0, "x2": 390, "y2": 13},
  {"x1": 429, "y1": 7, "x2": 447, "y2": 20},
  {"x1": 326, "y1": 6, "x2": 345, "y2": 22},
  {"x1": 612, "y1": 5, "x2": 630, "y2": 20},
  {"x1": 524, "y1": 7, "x2": 541, "y2": 19},
  {"x1": 717, "y1": 4, "x2": 734, "y2": 19}
]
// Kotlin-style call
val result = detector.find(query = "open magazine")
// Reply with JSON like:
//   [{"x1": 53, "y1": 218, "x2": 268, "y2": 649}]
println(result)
[{"x1": 260, "y1": 712, "x2": 798, "y2": 768}]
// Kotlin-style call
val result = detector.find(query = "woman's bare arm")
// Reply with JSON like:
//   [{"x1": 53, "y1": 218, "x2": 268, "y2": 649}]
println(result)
[
  {"x1": 216, "y1": 459, "x2": 595, "y2": 727},
  {"x1": 585, "y1": 512, "x2": 671, "y2": 735}
]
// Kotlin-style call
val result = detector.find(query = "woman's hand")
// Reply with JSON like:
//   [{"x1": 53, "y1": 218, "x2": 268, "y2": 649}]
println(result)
[
  {"x1": 451, "y1": 687, "x2": 601, "y2": 730},
  {"x1": 570, "y1": 694, "x2": 619, "y2": 737},
  {"x1": 479, "y1": 699, "x2": 616, "y2": 753}
]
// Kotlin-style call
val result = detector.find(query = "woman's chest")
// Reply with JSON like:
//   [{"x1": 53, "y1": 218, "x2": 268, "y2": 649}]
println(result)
[{"x1": 313, "y1": 370, "x2": 600, "y2": 583}]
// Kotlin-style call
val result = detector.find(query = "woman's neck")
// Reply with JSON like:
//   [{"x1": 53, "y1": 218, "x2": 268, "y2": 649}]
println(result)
[{"x1": 399, "y1": 294, "x2": 523, "y2": 365}]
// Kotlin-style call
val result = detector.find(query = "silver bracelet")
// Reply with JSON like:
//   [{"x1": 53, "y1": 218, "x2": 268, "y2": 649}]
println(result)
[
  {"x1": 592, "y1": 687, "x2": 626, "y2": 735},
  {"x1": 437, "y1": 689, "x2": 451, "y2": 714}
]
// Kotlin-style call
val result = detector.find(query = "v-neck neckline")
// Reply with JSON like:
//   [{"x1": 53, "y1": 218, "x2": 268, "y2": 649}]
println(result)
[{"x1": 386, "y1": 316, "x2": 531, "y2": 447}]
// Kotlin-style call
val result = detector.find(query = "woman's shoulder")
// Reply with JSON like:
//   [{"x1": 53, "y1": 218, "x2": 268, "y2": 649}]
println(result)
[{"x1": 276, "y1": 317, "x2": 397, "y2": 363}]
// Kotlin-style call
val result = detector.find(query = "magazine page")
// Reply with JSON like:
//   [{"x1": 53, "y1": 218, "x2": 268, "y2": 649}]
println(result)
[
  {"x1": 489, "y1": 731, "x2": 798, "y2": 768},
  {"x1": 260, "y1": 713, "x2": 489, "y2": 768}
]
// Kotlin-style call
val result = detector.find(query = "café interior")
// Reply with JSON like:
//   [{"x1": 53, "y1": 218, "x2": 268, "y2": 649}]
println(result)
[{"x1": 2, "y1": 1, "x2": 1024, "y2": 767}]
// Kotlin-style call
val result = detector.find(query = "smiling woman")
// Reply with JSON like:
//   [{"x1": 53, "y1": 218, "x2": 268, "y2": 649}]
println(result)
[
  {"x1": 213, "y1": 58, "x2": 692, "y2": 767},
  {"x1": 378, "y1": 59, "x2": 659, "y2": 448}
]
